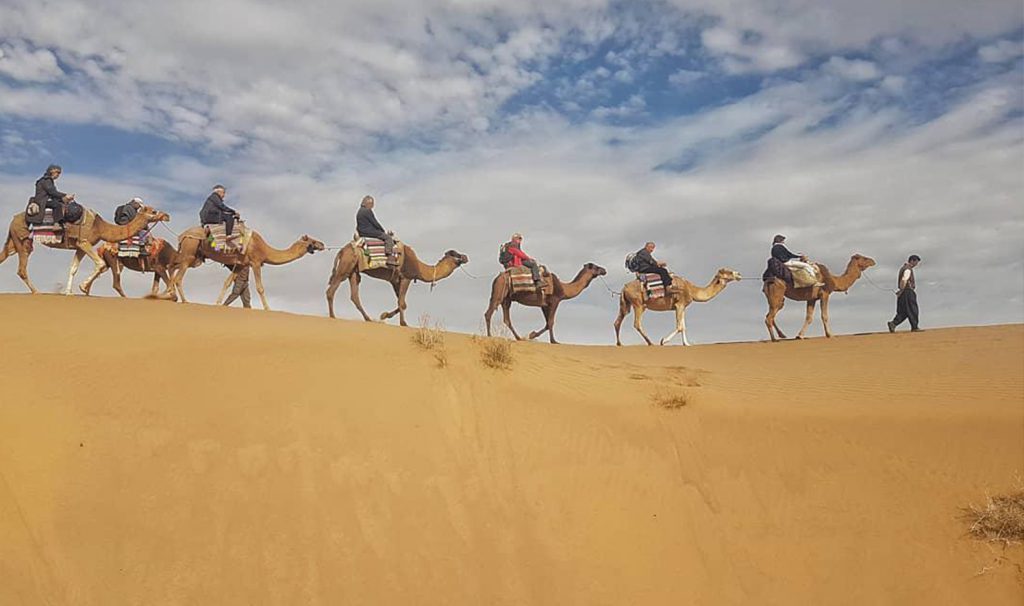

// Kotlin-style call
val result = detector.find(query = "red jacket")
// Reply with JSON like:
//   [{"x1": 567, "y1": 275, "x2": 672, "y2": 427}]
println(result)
[{"x1": 505, "y1": 243, "x2": 531, "y2": 267}]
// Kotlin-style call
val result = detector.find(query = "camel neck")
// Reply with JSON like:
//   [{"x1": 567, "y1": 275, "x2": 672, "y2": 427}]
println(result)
[
  {"x1": 557, "y1": 269, "x2": 598, "y2": 300},
  {"x1": 263, "y1": 239, "x2": 311, "y2": 265},
  {"x1": 689, "y1": 276, "x2": 728, "y2": 302},
  {"x1": 94, "y1": 213, "x2": 150, "y2": 242},
  {"x1": 404, "y1": 248, "x2": 457, "y2": 282},
  {"x1": 826, "y1": 260, "x2": 864, "y2": 292}
]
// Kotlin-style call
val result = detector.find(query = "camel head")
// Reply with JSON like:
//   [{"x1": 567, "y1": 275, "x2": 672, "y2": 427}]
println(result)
[
  {"x1": 300, "y1": 235, "x2": 326, "y2": 254},
  {"x1": 583, "y1": 262, "x2": 607, "y2": 276},
  {"x1": 139, "y1": 205, "x2": 170, "y2": 223},
  {"x1": 715, "y1": 267, "x2": 743, "y2": 284},
  {"x1": 850, "y1": 254, "x2": 876, "y2": 271},
  {"x1": 443, "y1": 249, "x2": 470, "y2": 266}
]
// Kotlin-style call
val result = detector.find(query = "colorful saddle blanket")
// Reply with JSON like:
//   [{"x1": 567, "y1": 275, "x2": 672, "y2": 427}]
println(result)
[
  {"x1": 353, "y1": 236, "x2": 403, "y2": 271},
  {"x1": 637, "y1": 273, "x2": 666, "y2": 300},
  {"x1": 116, "y1": 232, "x2": 150, "y2": 257},
  {"x1": 28, "y1": 209, "x2": 64, "y2": 244},
  {"x1": 506, "y1": 266, "x2": 554, "y2": 295},
  {"x1": 102, "y1": 236, "x2": 165, "y2": 259},
  {"x1": 203, "y1": 222, "x2": 252, "y2": 254}
]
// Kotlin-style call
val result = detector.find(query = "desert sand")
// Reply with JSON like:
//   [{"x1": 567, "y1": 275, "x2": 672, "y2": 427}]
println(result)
[{"x1": 0, "y1": 294, "x2": 1021, "y2": 605}]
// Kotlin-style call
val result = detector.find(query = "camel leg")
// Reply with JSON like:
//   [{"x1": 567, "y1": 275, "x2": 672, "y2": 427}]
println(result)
[
  {"x1": 80, "y1": 252, "x2": 112, "y2": 296},
  {"x1": 820, "y1": 294, "x2": 832, "y2": 338},
  {"x1": 484, "y1": 300, "x2": 498, "y2": 337},
  {"x1": 764, "y1": 285, "x2": 787, "y2": 341},
  {"x1": 380, "y1": 279, "x2": 411, "y2": 326},
  {"x1": 0, "y1": 235, "x2": 15, "y2": 265},
  {"x1": 544, "y1": 301, "x2": 561, "y2": 344},
  {"x1": 154, "y1": 265, "x2": 177, "y2": 300},
  {"x1": 113, "y1": 260, "x2": 129, "y2": 297},
  {"x1": 76, "y1": 244, "x2": 108, "y2": 296},
  {"x1": 528, "y1": 305, "x2": 550, "y2": 341},
  {"x1": 172, "y1": 264, "x2": 190, "y2": 303},
  {"x1": 613, "y1": 294, "x2": 629, "y2": 346},
  {"x1": 13, "y1": 239, "x2": 38, "y2": 294},
  {"x1": 65, "y1": 250, "x2": 85, "y2": 295},
  {"x1": 348, "y1": 273, "x2": 374, "y2": 322},
  {"x1": 661, "y1": 305, "x2": 690, "y2": 346},
  {"x1": 632, "y1": 305, "x2": 654, "y2": 346},
  {"x1": 215, "y1": 270, "x2": 235, "y2": 305},
  {"x1": 325, "y1": 268, "x2": 348, "y2": 319},
  {"x1": 796, "y1": 299, "x2": 816, "y2": 339},
  {"x1": 251, "y1": 264, "x2": 270, "y2": 310},
  {"x1": 501, "y1": 301, "x2": 523, "y2": 340}
]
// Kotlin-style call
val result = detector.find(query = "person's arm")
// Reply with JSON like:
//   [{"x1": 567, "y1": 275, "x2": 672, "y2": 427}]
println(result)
[
  {"x1": 367, "y1": 209, "x2": 385, "y2": 232},
  {"x1": 775, "y1": 244, "x2": 800, "y2": 262},
  {"x1": 42, "y1": 179, "x2": 69, "y2": 201},
  {"x1": 212, "y1": 195, "x2": 237, "y2": 215}
]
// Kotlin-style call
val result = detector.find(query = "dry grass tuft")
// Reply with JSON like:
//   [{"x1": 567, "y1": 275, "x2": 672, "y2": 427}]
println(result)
[
  {"x1": 478, "y1": 337, "x2": 514, "y2": 370},
  {"x1": 962, "y1": 488, "x2": 1024, "y2": 544},
  {"x1": 411, "y1": 314, "x2": 447, "y2": 368},
  {"x1": 652, "y1": 390, "x2": 690, "y2": 410}
]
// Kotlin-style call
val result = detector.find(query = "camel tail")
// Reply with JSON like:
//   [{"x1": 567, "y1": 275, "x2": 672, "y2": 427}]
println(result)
[{"x1": 0, "y1": 232, "x2": 15, "y2": 265}]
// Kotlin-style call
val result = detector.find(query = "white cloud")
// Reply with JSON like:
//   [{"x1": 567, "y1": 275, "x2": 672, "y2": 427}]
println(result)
[
  {"x1": 668, "y1": 69, "x2": 704, "y2": 86},
  {"x1": 824, "y1": 57, "x2": 882, "y2": 81},
  {"x1": 0, "y1": 40, "x2": 62, "y2": 82},
  {"x1": 979, "y1": 39, "x2": 1024, "y2": 63}
]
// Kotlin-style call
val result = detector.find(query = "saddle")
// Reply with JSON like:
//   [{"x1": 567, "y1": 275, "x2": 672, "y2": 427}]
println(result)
[
  {"x1": 116, "y1": 232, "x2": 152, "y2": 258},
  {"x1": 204, "y1": 222, "x2": 251, "y2": 255},
  {"x1": 787, "y1": 262, "x2": 822, "y2": 288},
  {"x1": 637, "y1": 273, "x2": 667, "y2": 300},
  {"x1": 352, "y1": 235, "x2": 404, "y2": 271},
  {"x1": 506, "y1": 266, "x2": 554, "y2": 295}
]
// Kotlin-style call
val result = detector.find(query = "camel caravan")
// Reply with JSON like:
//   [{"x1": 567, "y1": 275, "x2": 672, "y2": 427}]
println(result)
[{"x1": 2, "y1": 165, "x2": 883, "y2": 345}]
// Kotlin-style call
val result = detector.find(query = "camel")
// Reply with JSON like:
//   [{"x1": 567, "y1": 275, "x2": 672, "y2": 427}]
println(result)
[
  {"x1": 0, "y1": 205, "x2": 169, "y2": 295},
  {"x1": 614, "y1": 268, "x2": 743, "y2": 346},
  {"x1": 326, "y1": 243, "x2": 469, "y2": 326},
  {"x1": 484, "y1": 263, "x2": 607, "y2": 344},
  {"x1": 78, "y1": 237, "x2": 180, "y2": 300},
  {"x1": 171, "y1": 228, "x2": 325, "y2": 309},
  {"x1": 763, "y1": 253, "x2": 876, "y2": 342}
]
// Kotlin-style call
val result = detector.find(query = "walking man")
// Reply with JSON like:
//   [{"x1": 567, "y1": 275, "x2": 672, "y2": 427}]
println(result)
[
  {"x1": 888, "y1": 254, "x2": 921, "y2": 333},
  {"x1": 223, "y1": 265, "x2": 252, "y2": 309}
]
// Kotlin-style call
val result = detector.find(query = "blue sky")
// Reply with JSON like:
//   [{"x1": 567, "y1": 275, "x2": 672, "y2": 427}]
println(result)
[{"x1": 1, "y1": 1, "x2": 1022, "y2": 344}]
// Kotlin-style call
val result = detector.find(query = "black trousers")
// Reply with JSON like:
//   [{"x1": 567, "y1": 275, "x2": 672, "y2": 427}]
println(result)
[
  {"x1": 892, "y1": 289, "x2": 919, "y2": 329},
  {"x1": 44, "y1": 199, "x2": 65, "y2": 223},
  {"x1": 638, "y1": 265, "x2": 672, "y2": 287},
  {"x1": 223, "y1": 213, "x2": 235, "y2": 237},
  {"x1": 223, "y1": 270, "x2": 251, "y2": 308}
]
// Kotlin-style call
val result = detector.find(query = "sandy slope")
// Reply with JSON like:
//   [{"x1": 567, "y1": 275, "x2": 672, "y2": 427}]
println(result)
[{"x1": 0, "y1": 294, "x2": 1021, "y2": 605}]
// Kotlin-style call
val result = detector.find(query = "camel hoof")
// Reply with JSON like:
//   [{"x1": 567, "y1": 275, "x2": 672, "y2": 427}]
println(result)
[
  {"x1": 528, "y1": 332, "x2": 539, "y2": 340},
  {"x1": 78, "y1": 285, "x2": 90, "y2": 295},
  {"x1": 379, "y1": 312, "x2": 389, "y2": 321}
]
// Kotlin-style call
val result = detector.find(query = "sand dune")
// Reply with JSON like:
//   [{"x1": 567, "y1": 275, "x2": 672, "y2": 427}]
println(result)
[{"x1": 0, "y1": 294, "x2": 1021, "y2": 605}]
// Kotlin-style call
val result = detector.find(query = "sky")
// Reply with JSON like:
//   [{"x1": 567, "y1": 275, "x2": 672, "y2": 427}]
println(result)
[{"x1": 1, "y1": 0, "x2": 1022, "y2": 345}]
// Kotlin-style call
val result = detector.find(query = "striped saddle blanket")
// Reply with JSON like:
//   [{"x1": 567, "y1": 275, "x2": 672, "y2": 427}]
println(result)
[
  {"x1": 637, "y1": 273, "x2": 666, "y2": 300},
  {"x1": 117, "y1": 233, "x2": 150, "y2": 257},
  {"x1": 28, "y1": 209, "x2": 64, "y2": 244},
  {"x1": 354, "y1": 237, "x2": 402, "y2": 271},
  {"x1": 507, "y1": 266, "x2": 553, "y2": 295},
  {"x1": 204, "y1": 222, "x2": 251, "y2": 254}
]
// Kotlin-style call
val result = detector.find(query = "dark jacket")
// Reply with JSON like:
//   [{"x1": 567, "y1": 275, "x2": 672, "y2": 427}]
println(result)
[
  {"x1": 771, "y1": 243, "x2": 800, "y2": 263},
  {"x1": 199, "y1": 192, "x2": 236, "y2": 225},
  {"x1": 114, "y1": 203, "x2": 139, "y2": 226},
  {"x1": 356, "y1": 206, "x2": 386, "y2": 238},
  {"x1": 633, "y1": 248, "x2": 659, "y2": 271},
  {"x1": 34, "y1": 176, "x2": 67, "y2": 208}
]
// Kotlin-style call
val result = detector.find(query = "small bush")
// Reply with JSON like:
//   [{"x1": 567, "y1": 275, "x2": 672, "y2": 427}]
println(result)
[
  {"x1": 411, "y1": 314, "x2": 445, "y2": 350},
  {"x1": 652, "y1": 391, "x2": 690, "y2": 410},
  {"x1": 962, "y1": 488, "x2": 1024, "y2": 544},
  {"x1": 480, "y1": 337, "x2": 513, "y2": 370},
  {"x1": 411, "y1": 314, "x2": 447, "y2": 368}
]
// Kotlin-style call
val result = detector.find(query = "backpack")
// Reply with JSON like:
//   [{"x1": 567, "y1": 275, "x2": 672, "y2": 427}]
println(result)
[
  {"x1": 64, "y1": 201, "x2": 84, "y2": 224},
  {"x1": 625, "y1": 252, "x2": 640, "y2": 272},
  {"x1": 498, "y1": 243, "x2": 513, "y2": 267}
]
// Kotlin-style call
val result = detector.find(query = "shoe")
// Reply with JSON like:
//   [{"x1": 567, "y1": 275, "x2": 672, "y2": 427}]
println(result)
[
  {"x1": 911, "y1": 328, "x2": 923, "y2": 332},
  {"x1": 887, "y1": 321, "x2": 895, "y2": 333}
]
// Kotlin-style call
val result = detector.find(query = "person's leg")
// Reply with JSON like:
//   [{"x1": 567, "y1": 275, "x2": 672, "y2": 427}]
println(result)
[
  {"x1": 906, "y1": 290, "x2": 919, "y2": 330},
  {"x1": 224, "y1": 213, "x2": 235, "y2": 237},
  {"x1": 892, "y1": 292, "x2": 909, "y2": 327},
  {"x1": 383, "y1": 233, "x2": 395, "y2": 258},
  {"x1": 523, "y1": 259, "x2": 541, "y2": 284},
  {"x1": 655, "y1": 266, "x2": 672, "y2": 287},
  {"x1": 45, "y1": 200, "x2": 64, "y2": 223},
  {"x1": 223, "y1": 291, "x2": 238, "y2": 306},
  {"x1": 241, "y1": 284, "x2": 252, "y2": 308}
]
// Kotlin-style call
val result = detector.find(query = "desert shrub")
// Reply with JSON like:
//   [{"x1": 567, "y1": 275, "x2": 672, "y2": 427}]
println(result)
[{"x1": 962, "y1": 488, "x2": 1024, "y2": 543}]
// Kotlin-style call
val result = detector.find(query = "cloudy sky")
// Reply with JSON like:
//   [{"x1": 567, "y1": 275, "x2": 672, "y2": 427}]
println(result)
[{"x1": 1, "y1": 0, "x2": 1022, "y2": 344}]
